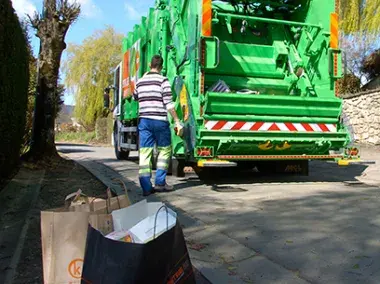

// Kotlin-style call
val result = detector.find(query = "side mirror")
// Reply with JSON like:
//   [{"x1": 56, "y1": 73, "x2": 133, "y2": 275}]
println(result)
[{"x1": 103, "y1": 87, "x2": 110, "y2": 109}]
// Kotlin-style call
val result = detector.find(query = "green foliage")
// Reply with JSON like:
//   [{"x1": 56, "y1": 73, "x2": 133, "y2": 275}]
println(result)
[
  {"x1": 56, "y1": 131, "x2": 97, "y2": 144},
  {"x1": 64, "y1": 26, "x2": 123, "y2": 130},
  {"x1": 20, "y1": 20, "x2": 37, "y2": 155},
  {"x1": 0, "y1": 0, "x2": 29, "y2": 179},
  {"x1": 340, "y1": 0, "x2": 380, "y2": 36}
]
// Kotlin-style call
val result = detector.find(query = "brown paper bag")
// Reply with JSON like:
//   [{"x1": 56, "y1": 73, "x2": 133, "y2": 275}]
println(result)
[
  {"x1": 41, "y1": 211, "x2": 89, "y2": 284},
  {"x1": 66, "y1": 188, "x2": 131, "y2": 214},
  {"x1": 41, "y1": 189, "x2": 130, "y2": 283}
]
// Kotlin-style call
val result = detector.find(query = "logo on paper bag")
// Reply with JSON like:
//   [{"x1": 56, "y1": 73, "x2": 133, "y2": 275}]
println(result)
[
  {"x1": 167, "y1": 258, "x2": 191, "y2": 284},
  {"x1": 68, "y1": 258, "x2": 83, "y2": 279}
]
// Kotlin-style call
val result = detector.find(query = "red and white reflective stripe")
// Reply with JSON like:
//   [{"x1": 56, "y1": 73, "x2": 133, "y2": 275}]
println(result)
[{"x1": 204, "y1": 121, "x2": 337, "y2": 132}]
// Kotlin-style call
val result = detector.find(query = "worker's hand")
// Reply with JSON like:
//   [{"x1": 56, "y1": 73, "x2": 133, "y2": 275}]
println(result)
[{"x1": 174, "y1": 120, "x2": 184, "y2": 137}]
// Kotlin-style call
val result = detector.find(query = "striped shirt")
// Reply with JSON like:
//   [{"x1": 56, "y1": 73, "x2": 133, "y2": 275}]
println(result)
[{"x1": 132, "y1": 72, "x2": 174, "y2": 121}]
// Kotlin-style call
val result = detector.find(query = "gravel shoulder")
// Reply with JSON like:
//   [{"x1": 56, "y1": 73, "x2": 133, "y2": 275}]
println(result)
[{"x1": 0, "y1": 157, "x2": 107, "y2": 284}]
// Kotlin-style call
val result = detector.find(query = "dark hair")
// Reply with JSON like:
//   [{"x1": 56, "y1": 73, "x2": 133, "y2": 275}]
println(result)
[{"x1": 150, "y1": 55, "x2": 163, "y2": 69}]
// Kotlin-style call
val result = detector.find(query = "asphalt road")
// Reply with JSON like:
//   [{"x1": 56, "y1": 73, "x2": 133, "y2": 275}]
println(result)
[{"x1": 57, "y1": 143, "x2": 380, "y2": 284}]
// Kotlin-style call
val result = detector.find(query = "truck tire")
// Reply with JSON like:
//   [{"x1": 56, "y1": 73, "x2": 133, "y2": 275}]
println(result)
[
  {"x1": 193, "y1": 166, "x2": 213, "y2": 181},
  {"x1": 114, "y1": 128, "x2": 130, "y2": 160},
  {"x1": 171, "y1": 158, "x2": 185, "y2": 178},
  {"x1": 115, "y1": 147, "x2": 130, "y2": 160}
]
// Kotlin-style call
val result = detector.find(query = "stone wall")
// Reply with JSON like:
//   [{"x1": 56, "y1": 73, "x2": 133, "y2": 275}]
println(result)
[{"x1": 342, "y1": 88, "x2": 380, "y2": 145}]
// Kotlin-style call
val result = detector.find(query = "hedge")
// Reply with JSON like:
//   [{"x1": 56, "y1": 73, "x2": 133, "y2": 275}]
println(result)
[{"x1": 0, "y1": 1, "x2": 29, "y2": 180}]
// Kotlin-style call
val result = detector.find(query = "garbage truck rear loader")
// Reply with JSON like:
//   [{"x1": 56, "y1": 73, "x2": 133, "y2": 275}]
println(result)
[{"x1": 107, "y1": 0, "x2": 355, "y2": 178}]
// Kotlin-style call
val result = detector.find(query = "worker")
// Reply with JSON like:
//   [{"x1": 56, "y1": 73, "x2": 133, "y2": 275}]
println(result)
[{"x1": 128, "y1": 55, "x2": 183, "y2": 196}]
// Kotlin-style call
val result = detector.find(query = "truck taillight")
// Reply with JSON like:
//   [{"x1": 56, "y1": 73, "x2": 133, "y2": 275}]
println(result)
[{"x1": 196, "y1": 147, "x2": 213, "y2": 157}]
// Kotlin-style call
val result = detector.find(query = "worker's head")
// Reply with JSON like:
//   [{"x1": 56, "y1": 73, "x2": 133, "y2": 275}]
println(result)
[{"x1": 150, "y1": 55, "x2": 164, "y2": 72}]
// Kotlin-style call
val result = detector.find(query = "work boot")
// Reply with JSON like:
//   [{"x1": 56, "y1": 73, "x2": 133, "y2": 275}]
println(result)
[
  {"x1": 143, "y1": 189, "x2": 156, "y2": 197},
  {"x1": 154, "y1": 183, "x2": 174, "y2": 192}
]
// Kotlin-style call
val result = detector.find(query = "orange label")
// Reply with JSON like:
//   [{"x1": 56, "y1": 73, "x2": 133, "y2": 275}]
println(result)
[
  {"x1": 167, "y1": 267, "x2": 184, "y2": 284},
  {"x1": 122, "y1": 50, "x2": 131, "y2": 98},
  {"x1": 68, "y1": 258, "x2": 84, "y2": 279}
]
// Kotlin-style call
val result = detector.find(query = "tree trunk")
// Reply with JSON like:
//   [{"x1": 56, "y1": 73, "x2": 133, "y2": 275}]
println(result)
[
  {"x1": 24, "y1": 0, "x2": 80, "y2": 161},
  {"x1": 29, "y1": 65, "x2": 60, "y2": 159}
]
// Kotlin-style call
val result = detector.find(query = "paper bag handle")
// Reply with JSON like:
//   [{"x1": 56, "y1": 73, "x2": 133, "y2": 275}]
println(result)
[
  {"x1": 106, "y1": 188, "x2": 122, "y2": 214},
  {"x1": 114, "y1": 178, "x2": 132, "y2": 206},
  {"x1": 64, "y1": 189, "x2": 92, "y2": 209},
  {"x1": 153, "y1": 205, "x2": 169, "y2": 239}
]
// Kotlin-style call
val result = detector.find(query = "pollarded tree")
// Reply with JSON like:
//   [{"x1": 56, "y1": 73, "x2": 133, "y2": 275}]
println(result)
[{"x1": 24, "y1": 0, "x2": 80, "y2": 160}]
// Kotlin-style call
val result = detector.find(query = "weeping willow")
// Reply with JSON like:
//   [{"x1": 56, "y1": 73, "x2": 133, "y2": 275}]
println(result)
[
  {"x1": 64, "y1": 26, "x2": 123, "y2": 129},
  {"x1": 339, "y1": 0, "x2": 379, "y2": 35}
]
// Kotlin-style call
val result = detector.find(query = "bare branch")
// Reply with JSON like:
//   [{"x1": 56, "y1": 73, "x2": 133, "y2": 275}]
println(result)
[
  {"x1": 57, "y1": 0, "x2": 81, "y2": 26},
  {"x1": 27, "y1": 11, "x2": 41, "y2": 30}
]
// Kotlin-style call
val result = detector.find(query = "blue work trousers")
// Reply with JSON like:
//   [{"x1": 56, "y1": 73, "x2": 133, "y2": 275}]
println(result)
[{"x1": 138, "y1": 118, "x2": 172, "y2": 193}]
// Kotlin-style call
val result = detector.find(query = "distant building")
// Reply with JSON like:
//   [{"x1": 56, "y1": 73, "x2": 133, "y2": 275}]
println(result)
[{"x1": 55, "y1": 105, "x2": 83, "y2": 131}]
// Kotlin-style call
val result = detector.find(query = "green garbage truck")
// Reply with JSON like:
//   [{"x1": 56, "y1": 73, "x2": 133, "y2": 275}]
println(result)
[{"x1": 104, "y1": 0, "x2": 358, "y2": 178}]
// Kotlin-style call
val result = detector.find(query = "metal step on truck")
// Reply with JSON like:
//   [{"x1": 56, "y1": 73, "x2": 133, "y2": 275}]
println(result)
[{"x1": 103, "y1": 0, "x2": 365, "y2": 178}]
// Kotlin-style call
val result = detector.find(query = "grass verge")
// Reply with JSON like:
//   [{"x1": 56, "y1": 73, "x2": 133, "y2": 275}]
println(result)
[{"x1": 55, "y1": 131, "x2": 97, "y2": 144}]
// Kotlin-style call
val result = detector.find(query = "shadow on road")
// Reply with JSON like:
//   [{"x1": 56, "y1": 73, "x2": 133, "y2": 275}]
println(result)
[
  {"x1": 56, "y1": 142, "x2": 93, "y2": 147},
  {"x1": 58, "y1": 148, "x2": 94, "y2": 154},
  {"x1": 176, "y1": 183, "x2": 380, "y2": 283},
  {"x1": 175, "y1": 160, "x2": 368, "y2": 189},
  {"x1": 95, "y1": 157, "x2": 139, "y2": 164}
]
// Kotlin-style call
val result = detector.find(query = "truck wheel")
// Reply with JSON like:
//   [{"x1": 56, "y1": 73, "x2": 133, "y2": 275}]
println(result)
[
  {"x1": 115, "y1": 148, "x2": 130, "y2": 160},
  {"x1": 192, "y1": 166, "x2": 213, "y2": 181},
  {"x1": 171, "y1": 158, "x2": 185, "y2": 178},
  {"x1": 114, "y1": 129, "x2": 129, "y2": 160}
]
